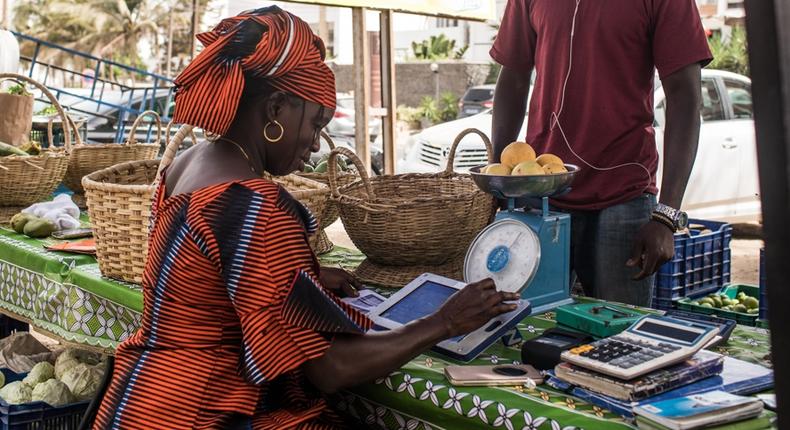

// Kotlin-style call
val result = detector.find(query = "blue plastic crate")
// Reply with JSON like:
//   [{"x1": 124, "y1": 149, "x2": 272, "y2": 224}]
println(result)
[
  {"x1": 0, "y1": 368, "x2": 89, "y2": 430},
  {"x1": 759, "y1": 248, "x2": 768, "y2": 319},
  {"x1": 653, "y1": 219, "x2": 732, "y2": 304}
]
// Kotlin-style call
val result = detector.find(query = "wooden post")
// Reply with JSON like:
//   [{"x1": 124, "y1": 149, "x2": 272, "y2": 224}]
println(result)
[
  {"x1": 352, "y1": 7, "x2": 371, "y2": 171},
  {"x1": 190, "y1": 0, "x2": 200, "y2": 59},
  {"x1": 1, "y1": 0, "x2": 7, "y2": 29},
  {"x1": 318, "y1": 6, "x2": 329, "y2": 45},
  {"x1": 744, "y1": 0, "x2": 790, "y2": 425},
  {"x1": 166, "y1": 4, "x2": 174, "y2": 77},
  {"x1": 380, "y1": 10, "x2": 397, "y2": 174}
]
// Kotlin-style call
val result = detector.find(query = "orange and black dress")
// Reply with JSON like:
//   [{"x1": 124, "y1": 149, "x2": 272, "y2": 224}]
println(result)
[{"x1": 92, "y1": 178, "x2": 371, "y2": 429}]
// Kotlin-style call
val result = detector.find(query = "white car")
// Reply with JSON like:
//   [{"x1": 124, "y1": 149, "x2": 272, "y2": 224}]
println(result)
[{"x1": 398, "y1": 70, "x2": 759, "y2": 222}]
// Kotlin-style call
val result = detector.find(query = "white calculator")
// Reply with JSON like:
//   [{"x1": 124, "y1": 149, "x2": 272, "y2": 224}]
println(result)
[{"x1": 560, "y1": 315, "x2": 719, "y2": 380}]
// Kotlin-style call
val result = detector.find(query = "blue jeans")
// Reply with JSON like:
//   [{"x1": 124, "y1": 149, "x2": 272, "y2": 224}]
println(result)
[{"x1": 568, "y1": 194, "x2": 657, "y2": 307}]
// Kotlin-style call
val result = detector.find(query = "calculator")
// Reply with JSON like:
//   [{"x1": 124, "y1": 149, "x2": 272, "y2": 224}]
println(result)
[{"x1": 560, "y1": 315, "x2": 719, "y2": 380}]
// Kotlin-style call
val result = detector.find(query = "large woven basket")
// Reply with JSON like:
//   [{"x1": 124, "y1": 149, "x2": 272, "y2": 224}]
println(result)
[
  {"x1": 328, "y1": 128, "x2": 496, "y2": 267},
  {"x1": 83, "y1": 125, "x2": 195, "y2": 284},
  {"x1": 63, "y1": 110, "x2": 162, "y2": 195},
  {"x1": 0, "y1": 73, "x2": 72, "y2": 220},
  {"x1": 262, "y1": 173, "x2": 329, "y2": 254}
]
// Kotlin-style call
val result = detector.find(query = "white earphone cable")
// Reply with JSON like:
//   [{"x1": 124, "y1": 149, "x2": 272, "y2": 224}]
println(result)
[{"x1": 549, "y1": 0, "x2": 652, "y2": 192}]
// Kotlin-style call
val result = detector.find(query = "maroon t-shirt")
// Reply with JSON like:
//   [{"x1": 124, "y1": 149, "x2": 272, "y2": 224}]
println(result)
[{"x1": 491, "y1": 0, "x2": 712, "y2": 210}]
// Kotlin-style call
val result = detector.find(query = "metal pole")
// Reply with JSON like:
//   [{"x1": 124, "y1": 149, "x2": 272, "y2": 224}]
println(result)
[
  {"x1": 380, "y1": 10, "x2": 397, "y2": 174},
  {"x1": 352, "y1": 7, "x2": 371, "y2": 172},
  {"x1": 744, "y1": 0, "x2": 790, "y2": 427}
]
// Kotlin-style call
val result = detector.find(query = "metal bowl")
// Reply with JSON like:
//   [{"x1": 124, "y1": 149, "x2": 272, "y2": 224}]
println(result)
[{"x1": 469, "y1": 164, "x2": 580, "y2": 199}]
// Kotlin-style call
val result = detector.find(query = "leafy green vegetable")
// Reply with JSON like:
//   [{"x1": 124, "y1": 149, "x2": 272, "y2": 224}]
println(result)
[{"x1": 6, "y1": 84, "x2": 31, "y2": 97}]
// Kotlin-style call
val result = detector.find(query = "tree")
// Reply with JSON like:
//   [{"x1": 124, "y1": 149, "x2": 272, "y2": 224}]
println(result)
[
  {"x1": 708, "y1": 26, "x2": 750, "y2": 76},
  {"x1": 411, "y1": 34, "x2": 467, "y2": 60}
]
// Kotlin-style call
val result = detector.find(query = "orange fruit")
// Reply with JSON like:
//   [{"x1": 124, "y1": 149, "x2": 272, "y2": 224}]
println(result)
[
  {"x1": 542, "y1": 162, "x2": 568, "y2": 174},
  {"x1": 511, "y1": 161, "x2": 544, "y2": 176},
  {"x1": 484, "y1": 163, "x2": 512, "y2": 175},
  {"x1": 501, "y1": 141, "x2": 536, "y2": 168},
  {"x1": 536, "y1": 153, "x2": 564, "y2": 167}
]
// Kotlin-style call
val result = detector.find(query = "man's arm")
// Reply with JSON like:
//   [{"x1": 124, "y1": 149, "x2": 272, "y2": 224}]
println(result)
[
  {"x1": 658, "y1": 63, "x2": 702, "y2": 208},
  {"x1": 628, "y1": 62, "x2": 702, "y2": 279},
  {"x1": 491, "y1": 66, "x2": 532, "y2": 161}
]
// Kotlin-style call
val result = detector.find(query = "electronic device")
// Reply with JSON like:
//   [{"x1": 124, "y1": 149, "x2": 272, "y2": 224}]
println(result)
[
  {"x1": 444, "y1": 364, "x2": 543, "y2": 387},
  {"x1": 368, "y1": 273, "x2": 532, "y2": 362},
  {"x1": 662, "y1": 310, "x2": 737, "y2": 347},
  {"x1": 560, "y1": 315, "x2": 719, "y2": 380},
  {"x1": 556, "y1": 303, "x2": 644, "y2": 338},
  {"x1": 520, "y1": 327, "x2": 594, "y2": 370},
  {"x1": 51, "y1": 228, "x2": 92, "y2": 240}
]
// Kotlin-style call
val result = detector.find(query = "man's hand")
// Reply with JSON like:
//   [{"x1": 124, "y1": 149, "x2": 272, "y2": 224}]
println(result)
[
  {"x1": 319, "y1": 267, "x2": 362, "y2": 298},
  {"x1": 626, "y1": 220, "x2": 675, "y2": 280}
]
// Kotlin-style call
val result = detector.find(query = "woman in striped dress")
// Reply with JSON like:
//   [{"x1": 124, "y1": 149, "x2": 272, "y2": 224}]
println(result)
[{"x1": 91, "y1": 7, "x2": 518, "y2": 429}]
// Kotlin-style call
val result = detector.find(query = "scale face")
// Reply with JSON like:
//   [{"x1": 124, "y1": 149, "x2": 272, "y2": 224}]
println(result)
[{"x1": 464, "y1": 219, "x2": 541, "y2": 293}]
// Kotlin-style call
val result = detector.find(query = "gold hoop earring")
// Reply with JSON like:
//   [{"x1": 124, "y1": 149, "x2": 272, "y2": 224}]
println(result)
[{"x1": 263, "y1": 120, "x2": 284, "y2": 143}]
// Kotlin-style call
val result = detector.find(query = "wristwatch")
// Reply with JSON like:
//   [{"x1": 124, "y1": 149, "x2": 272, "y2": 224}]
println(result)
[{"x1": 652, "y1": 203, "x2": 689, "y2": 232}]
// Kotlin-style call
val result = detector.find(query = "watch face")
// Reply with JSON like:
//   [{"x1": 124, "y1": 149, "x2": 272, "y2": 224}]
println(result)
[{"x1": 677, "y1": 212, "x2": 689, "y2": 229}]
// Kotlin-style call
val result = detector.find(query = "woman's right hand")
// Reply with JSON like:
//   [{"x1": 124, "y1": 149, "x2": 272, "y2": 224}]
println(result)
[{"x1": 431, "y1": 279, "x2": 520, "y2": 338}]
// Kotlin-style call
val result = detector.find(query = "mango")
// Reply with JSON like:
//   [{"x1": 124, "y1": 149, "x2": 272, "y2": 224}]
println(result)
[
  {"x1": 314, "y1": 161, "x2": 329, "y2": 173},
  {"x1": 542, "y1": 163, "x2": 568, "y2": 174},
  {"x1": 23, "y1": 218, "x2": 56, "y2": 238},
  {"x1": 536, "y1": 153, "x2": 564, "y2": 167},
  {"x1": 511, "y1": 161, "x2": 544, "y2": 176},
  {"x1": 501, "y1": 142, "x2": 536, "y2": 168},
  {"x1": 732, "y1": 304, "x2": 748, "y2": 314},
  {"x1": 743, "y1": 296, "x2": 759, "y2": 310},
  {"x1": 10, "y1": 213, "x2": 35, "y2": 234},
  {"x1": 483, "y1": 163, "x2": 512, "y2": 175}
]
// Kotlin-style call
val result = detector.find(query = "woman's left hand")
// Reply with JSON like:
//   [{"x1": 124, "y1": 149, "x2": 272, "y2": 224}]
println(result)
[{"x1": 319, "y1": 267, "x2": 362, "y2": 298}]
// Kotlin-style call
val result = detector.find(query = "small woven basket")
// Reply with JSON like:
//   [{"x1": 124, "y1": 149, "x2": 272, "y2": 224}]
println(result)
[
  {"x1": 63, "y1": 110, "x2": 162, "y2": 195},
  {"x1": 83, "y1": 125, "x2": 195, "y2": 284},
  {"x1": 328, "y1": 128, "x2": 496, "y2": 267},
  {"x1": 0, "y1": 73, "x2": 72, "y2": 218}
]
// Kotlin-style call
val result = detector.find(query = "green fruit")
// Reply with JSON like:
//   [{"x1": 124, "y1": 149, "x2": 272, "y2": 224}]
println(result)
[
  {"x1": 732, "y1": 304, "x2": 748, "y2": 314},
  {"x1": 743, "y1": 296, "x2": 759, "y2": 310},
  {"x1": 10, "y1": 213, "x2": 35, "y2": 234},
  {"x1": 303, "y1": 164, "x2": 314, "y2": 173},
  {"x1": 747, "y1": 308, "x2": 759, "y2": 315},
  {"x1": 0, "y1": 142, "x2": 28, "y2": 157},
  {"x1": 701, "y1": 303, "x2": 713, "y2": 308},
  {"x1": 314, "y1": 161, "x2": 329, "y2": 173},
  {"x1": 690, "y1": 301, "x2": 700, "y2": 306},
  {"x1": 711, "y1": 296, "x2": 723, "y2": 308},
  {"x1": 700, "y1": 298, "x2": 715, "y2": 306},
  {"x1": 23, "y1": 218, "x2": 56, "y2": 238},
  {"x1": 722, "y1": 306, "x2": 732, "y2": 311}
]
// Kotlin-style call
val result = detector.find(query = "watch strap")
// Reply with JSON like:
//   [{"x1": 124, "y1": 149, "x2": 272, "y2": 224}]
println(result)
[{"x1": 651, "y1": 212, "x2": 676, "y2": 232}]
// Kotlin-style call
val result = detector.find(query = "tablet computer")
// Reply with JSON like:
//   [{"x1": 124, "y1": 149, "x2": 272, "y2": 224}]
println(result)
[{"x1": 369, "y1": 273, "x2": 532, "y2": 362}]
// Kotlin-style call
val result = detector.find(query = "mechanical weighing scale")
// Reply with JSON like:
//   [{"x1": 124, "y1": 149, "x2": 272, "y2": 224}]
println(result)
[
  {"x1": 368, "y1": 165, "x2": 581, "y2": 362},
  {"x1": 465, "y1": 164, "x2": 581, "y2": 314}
]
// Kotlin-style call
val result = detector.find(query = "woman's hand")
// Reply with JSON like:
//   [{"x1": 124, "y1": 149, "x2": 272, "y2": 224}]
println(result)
[
  {"x1": 431, "y1": 278, "x2": 520, "y2": 338},
  {"x1": 319, "y1": 267, "x2": 362, "y2": 298}
]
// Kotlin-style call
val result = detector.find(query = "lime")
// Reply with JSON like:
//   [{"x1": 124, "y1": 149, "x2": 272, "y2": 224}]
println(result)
[
  {"x1": 747, "y1": 308, "x2": 759, "y2": 314},
  {"x1": 712, "y1": 296, "x2": 723, "y2": 308},
  {"x1": 743, "y1": 296, "x2": 759, "y2": 310},
  {"x1": 701, "y1": 303, "x2": 713, "y2": 308},
  {"x1": 733, "y1": 304, "x2": 748, "y2": 313}
]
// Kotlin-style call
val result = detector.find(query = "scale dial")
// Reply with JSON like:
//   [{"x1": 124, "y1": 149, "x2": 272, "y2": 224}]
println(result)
[{"x1": 464, "y1": 219, "x2": 541, "y2": 293}]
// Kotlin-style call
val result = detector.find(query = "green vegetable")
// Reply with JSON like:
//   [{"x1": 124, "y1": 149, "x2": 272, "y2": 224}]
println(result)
[
  {"x1": 303, "y1": 164, "x2": 314, "y2": 173},
  {"x1": 32, "y1": 379, "x2": 74, "y2": 407},
  {"x1": 6, "y1": 84, "x2": 31, "y2": 97},
  {"x1": 60, "y1": 363, "x2": 103, "y2": 401},
  {"x1": 0, "y1": 381, "x2": 33, "y2": 404},
  {"x1": 743, "y1": 296, "x2": 759, "y2": 310},
  {"x1": 35, "y1": 106, "x2": 58, "y2": 116},
  {"x1": 54, "y1": 349, "x2": 102, "y2": 380},
  {"x1": 711, "y1": 296, "x2": 723, "y2": 308},
  {"x1": 10, "y1": 213, "x2": 35, "y2": 234},
  {"x1": 0, "y1": 142, "x2": 29, "y2": 157},
  {"x1": 23, "y1": 218, "x2": 56, "y2": 238},
  {"x1": 23, "y1": 362, "x2": 55, "y2": 388},
  {"x1": 314, "y1": 161, "x2": 329, "y2": 173},
  {"x1": 701, "y1": 303, "x2": 713, "y2": 308},
  {"x1": 0, "y1": 371, "x2": 5, "y2": 389}
]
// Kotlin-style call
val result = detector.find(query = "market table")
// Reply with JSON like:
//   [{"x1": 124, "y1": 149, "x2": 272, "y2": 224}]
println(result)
[{"x1": 0, "y1": 226, "x2": 774, "y2": 429}]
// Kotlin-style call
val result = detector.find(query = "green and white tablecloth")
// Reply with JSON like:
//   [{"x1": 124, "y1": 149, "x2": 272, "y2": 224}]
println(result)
[{"x1": 0, "y1": 226, "x2": 774, "y2": 429}]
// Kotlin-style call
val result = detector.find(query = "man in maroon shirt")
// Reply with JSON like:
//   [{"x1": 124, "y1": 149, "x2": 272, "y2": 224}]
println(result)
[{"x1": 491, "y1": 0, "x2": 712, "y2": 306}]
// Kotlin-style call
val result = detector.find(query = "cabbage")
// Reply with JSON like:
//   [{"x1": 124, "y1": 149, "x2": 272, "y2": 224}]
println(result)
[
  {"x1": 59, "y1": 363, "x2": 103, "y2": 401},
  {"x1": 54, "y1": 348, "x2": 101, "y2": 380},
  {"x1": 23, "y1": 362, "x2": 55, "y2": 387},
  {"x1": 32, "y1": 379, "x2": 74, "y2": 407},
  {"x1": 0, "y1": 381, "x2": 33, "y2": 405}
]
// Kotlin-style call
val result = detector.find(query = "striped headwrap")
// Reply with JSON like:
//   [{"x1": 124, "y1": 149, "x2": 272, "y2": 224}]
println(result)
[{"x1": 172, "y1": 6, "x2": 336, "y2": 136}]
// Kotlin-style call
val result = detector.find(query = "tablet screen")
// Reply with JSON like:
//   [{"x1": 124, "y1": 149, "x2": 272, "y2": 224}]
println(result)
[{"x1": 380, "y1": 281, "x2": 457, "y2": 324}]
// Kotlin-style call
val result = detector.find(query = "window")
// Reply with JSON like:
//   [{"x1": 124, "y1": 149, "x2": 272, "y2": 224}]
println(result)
[
  {"x1": 700, "y1": 79, "x2": 726, "y2": 121},
  {"x1": 724, "y1": 79, "x2": 753, "y2": 119},
  {"x1": 436, "y1": 17, "x2": 459, "y2": 28}
]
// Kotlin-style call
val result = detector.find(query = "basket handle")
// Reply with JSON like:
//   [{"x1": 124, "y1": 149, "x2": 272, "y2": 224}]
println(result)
[
  {"x1": 157, "y1": 124, "x2": 194, "y2": 177},
  {"x1": 126, "y1": 110, "x2": 163, "y2": 146},
  {"x1": 0, "y1": 73, "x2": 71, "y2": 153},
  {"x1": 328, "y1": 147, "x2": 374, "y2": 200},
  {"x1": 320, "y1": 131, "x2": 336, "y2": 150},
  {"x1": 443, "y1": 128, "x2": 493, "y2": 175},
  {"x1": 164, "y1": 120, "x2": 198, "y2": 148},
  {"x1": 46, "y1": 115, "x2": 83, "y2": 148}
]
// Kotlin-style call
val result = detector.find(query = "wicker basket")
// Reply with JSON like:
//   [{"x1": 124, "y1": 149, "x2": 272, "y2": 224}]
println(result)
[
  {"x1": 263, "y1": 173, "x2": 330, "y2": 254},
  {"x1": 63, "y1": 110, "x2": 162, "y2": 195},
  {"x1": 328, "y1": 128, "x2": 496, "y2": 267},
  {"x1": 355, "y1": 257, "x2": 465, "y2": 289},
  {"x1": 0, "y1": 74, "x2": 72, "y2": 216},
  {"x1": 82, "y1": 125, "x2": 193, "y2": 284}
]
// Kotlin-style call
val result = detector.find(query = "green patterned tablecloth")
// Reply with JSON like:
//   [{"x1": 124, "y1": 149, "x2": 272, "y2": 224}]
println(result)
[{"x1": 0, "y1": 227, "x2": 774, "y2": 429}]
